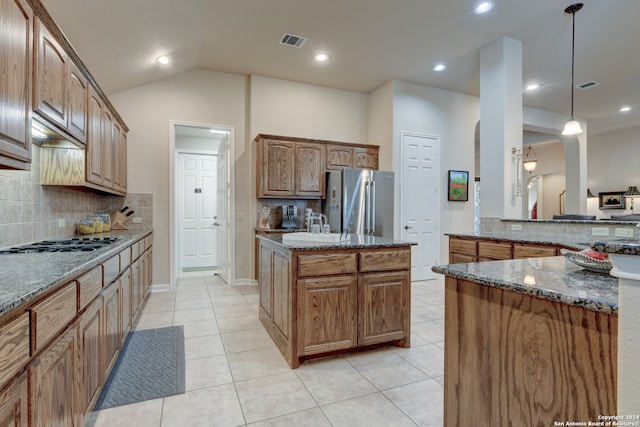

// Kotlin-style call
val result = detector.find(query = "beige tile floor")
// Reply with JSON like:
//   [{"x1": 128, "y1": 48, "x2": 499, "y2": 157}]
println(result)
[{"x1": 89, "y1": 274, "x2": 445, "y2": 427}]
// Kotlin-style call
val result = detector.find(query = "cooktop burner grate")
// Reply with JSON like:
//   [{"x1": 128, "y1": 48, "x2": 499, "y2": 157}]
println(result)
[{"x1": 0, "y1": 237, "x2": 119, "y2": 254}]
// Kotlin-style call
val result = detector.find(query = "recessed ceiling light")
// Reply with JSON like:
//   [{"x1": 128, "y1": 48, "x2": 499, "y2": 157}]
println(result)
[
  {"x1": 620, "y1": 106, "x2": 632, "y2": 112},
  {"x1": 525, "y1": 83, "x2": 541, "y2": 91},
  {"x1": 474, "y1": 1, "x2": 494, "y2": 14},
  {"x1": 156, "y1": 55, "x2": 170, "y2": 65},
  {"x1": 433, "y1": 63, "x2": 446, "y2": 72},
  {"x1": 314, "y1": 53, "x2": 329, "y2": 62}
]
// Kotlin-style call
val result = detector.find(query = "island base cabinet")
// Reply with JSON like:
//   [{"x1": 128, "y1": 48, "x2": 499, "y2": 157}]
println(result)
[
  {"x1": 29, "y1": 323, "x2": 78, "y2": 427},
  {"x1": 358, "y1": 271, "x2": 410, "y2": 347},
  {"x1": 0, "y1": 373, "x2": 28, "y2": 427},
  {"x1": 298, "y1": 276, "x2": 357, "y2": 356},
  {"x1": 444, "y1": 277, "x2": 618, "y2": 426}
]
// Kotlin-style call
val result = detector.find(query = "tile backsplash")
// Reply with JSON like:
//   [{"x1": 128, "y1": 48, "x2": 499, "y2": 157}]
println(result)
[{"x1": 0, "y1": 145, "x2": 152, "y2": 248}]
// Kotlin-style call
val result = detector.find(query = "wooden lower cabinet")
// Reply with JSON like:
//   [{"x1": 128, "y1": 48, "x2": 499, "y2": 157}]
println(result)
[
  {"x1": 77, "y1": 297, "x2": 103, "y2": 426},
  {"x1": 29, "y1": 322, "x2": 79, "y2": 427},
  {"x1": 298, "y1": 275, "x2": 357, "y2": 355},
  {"x1": 358, "y1": 271, "x2": 410, "y2": 346},
  {"x1": 120, "y1": 267, "x2": 132, "y2": 340},
  {"x1": 513, "y1": 243, "x2": 558, "y2": 259},
  {"x1": 449, "y1": 236, "x2": 566, "y2": 263},
  {"x1": 259, "y1": 237, "x2": 411, "y2": 368},
  {"x1": 444, "y1": 277, "x2": 617, "y2": 425},
  {"x1": 102, "y1": 279, "x2": 120, "y2": 375},
  {"x1": 0, "y1": 373, "x2": 28, "y2": 427}
]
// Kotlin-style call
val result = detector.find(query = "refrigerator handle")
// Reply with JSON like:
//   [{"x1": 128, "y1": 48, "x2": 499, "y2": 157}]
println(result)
[
  {"x1": 370, "y1": 180, "x2": 375, "y2": 234},
  {"x1": 364, "y1": 181, "x2": 370, "y2": 234}
]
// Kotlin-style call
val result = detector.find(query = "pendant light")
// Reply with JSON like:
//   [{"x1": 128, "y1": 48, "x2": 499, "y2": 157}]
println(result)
[
  {"x1": 522, "y1": 145, "x2": 537, "y2": 173},
  {"x1": 562, "y1": 3, "x2": 584, "y2": 136}
]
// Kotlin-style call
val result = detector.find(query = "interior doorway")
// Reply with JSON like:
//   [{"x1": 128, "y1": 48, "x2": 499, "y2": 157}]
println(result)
[
  {"x1": 400, "y1": 132, "x2": 440, "y2": 281},
  {"x1": 171, "y1": 123, "x2": 233, "y2": 285}
]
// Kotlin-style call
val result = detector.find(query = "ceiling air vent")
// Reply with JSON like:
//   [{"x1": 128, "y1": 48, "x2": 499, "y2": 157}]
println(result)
[
  {"x1": 279, "y1": 33, "x2": 307, "y2": 48},
  {"x1": 575, "y1": 81, "x2": 600, "y2": 90}
]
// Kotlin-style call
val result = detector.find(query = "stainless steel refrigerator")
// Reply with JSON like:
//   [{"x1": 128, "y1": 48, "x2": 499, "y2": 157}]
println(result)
[{"x1": 324, "y1": 169, "x2": 394, "y2": 238}]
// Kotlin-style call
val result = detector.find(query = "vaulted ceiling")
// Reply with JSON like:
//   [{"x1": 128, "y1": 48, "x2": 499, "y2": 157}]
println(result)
[{"x1": 41, "y1": 0, "x2": 640, "y2": 135}]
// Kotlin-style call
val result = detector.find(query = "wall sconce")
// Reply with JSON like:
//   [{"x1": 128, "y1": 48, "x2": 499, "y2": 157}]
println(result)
[
  {"x1": 523, "y1": 145, "x2": 537, "y2": 173},
  {"x1": 511, "y1": 147, "x2": 523, "y2": 197},
  {"x1": 624, "y1": 185, "x2": 640, "y2": 211}
]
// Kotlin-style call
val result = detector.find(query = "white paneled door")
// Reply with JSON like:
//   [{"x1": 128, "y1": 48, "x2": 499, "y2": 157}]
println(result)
[
  {"x1": 401, "y1": 133, "x2": 440, "y2": 281},
  {"x1": 178, "y1": 152, "x2": 218, "y2": 270}
]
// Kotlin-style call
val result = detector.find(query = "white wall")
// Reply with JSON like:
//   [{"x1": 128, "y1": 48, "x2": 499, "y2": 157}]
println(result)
[
  {"x1": 109, "y1": 69, "x2": 248, "y2": 285},
  {"x1": 587, "y1": 124, "x2": 640, "y2": 217},
  {"x1": 391, "y1": 80, "x2": 480, "y2": 263}
]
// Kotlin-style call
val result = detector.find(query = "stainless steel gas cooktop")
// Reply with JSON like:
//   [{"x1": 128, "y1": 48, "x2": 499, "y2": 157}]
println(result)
[{"x1": 0, "y1": 237, "x2": 119, "y2": 254}]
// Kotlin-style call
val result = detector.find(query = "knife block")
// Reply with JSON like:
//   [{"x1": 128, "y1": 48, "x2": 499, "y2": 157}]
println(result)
[{"x1": 110, "y1": 211, "x2": 129, "y2": 230}]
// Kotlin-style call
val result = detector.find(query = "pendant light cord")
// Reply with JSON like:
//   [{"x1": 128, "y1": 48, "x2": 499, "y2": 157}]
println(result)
[{"x1": 570, "y1": 9, "x2": 576, "y2": 119}]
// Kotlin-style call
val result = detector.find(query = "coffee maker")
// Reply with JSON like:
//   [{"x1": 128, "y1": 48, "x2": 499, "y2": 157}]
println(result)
[{"x1": 281, "y1": 205, "x2": 298, "y2": 229}]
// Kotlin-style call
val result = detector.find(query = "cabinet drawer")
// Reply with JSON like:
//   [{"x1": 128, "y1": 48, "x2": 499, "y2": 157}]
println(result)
[
  {"x1": 0, "y1": 313, "x2": 30, "y2": 387},
  {"x1": 131, "y1": 240, "x2": 141, "y2": 260},
  {"x1": 360, "y1": 250, "x2": 410, "y2": 272},
  {"x1": 120, "y1": 247, "x2": 132, "y2": 270},
  {"x1": 297, "y1": 253, "x2": 357, "y2": 277},
  {"x1": 449, "y1": 238, "x2": 477, "y2": 257},
  {"x1": 513, "y1": 245, "x2": 557, "y2": 259},
  {"x1": 78, "y1": 265, "x2": 103, "y2": 311},
  {"x1": 478, "y1": 241, "x2": 512, "y2": 260},
  {"x1": 31, "y1": 282, "x2": 77, "y2": 353},
  {"x1": 103, "y1": 253, "x2": 120, "y2": 286}
]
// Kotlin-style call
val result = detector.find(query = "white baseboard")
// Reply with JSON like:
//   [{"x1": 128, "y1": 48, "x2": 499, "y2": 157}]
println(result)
[
  {"x1": 150, "y1": 283, "x2": 172, "y2": 292},
  {"x1": 232, "y1": 278, "x2": 258, "y2": 286}
]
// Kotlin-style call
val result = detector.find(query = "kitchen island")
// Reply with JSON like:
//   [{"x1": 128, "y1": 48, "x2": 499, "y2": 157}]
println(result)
[
  {"x1": 432, "y1": 257, "x2": 618, "y2": 426},
  {"x1": 257, "y1": 234, "x2": 415, "y2": 368}
]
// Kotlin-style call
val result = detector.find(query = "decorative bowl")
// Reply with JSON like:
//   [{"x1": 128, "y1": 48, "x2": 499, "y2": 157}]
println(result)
[{"x1": 560, "y1": 249, "x2": 613, "y2": 274}]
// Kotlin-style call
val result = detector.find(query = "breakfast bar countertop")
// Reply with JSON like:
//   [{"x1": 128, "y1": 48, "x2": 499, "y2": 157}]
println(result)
[
  {"x1": 257, "y1": 233, "x2": 417, "y2": 250},
  {"x1": 432, "y1": 256, "x2": 618, "y2": 314},
  {"x1": 0, "y1": 230, "x2": 152, "y2": 317},
  {"x1": 446, "y1": 231, "x2": 588, "y2": 250}
]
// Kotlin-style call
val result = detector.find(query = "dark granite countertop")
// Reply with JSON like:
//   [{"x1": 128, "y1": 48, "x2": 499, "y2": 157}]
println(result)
[
  {"x1": 257, "y1": 233, "x2": 416, "y2": 251},
  {"x1": 592, "y1": 239, "x2": 640, "y2": 256},
  {"x1": 0, "y1": 230, "x2": 152, "y2": 317},
  {"x1": 432, "y1": 256, "x2": 617, "y2": 314},
  {"x1": 446, "y1": 232, "x2": 587, "y2": 250}
]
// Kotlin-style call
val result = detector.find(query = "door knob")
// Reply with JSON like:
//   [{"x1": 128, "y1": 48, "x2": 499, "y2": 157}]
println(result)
[
  {"x1": 404, "y1": 225, "x2": 413, "y2": 230},
  {"x1": 212, "y1": 222, "x2": 220, "y2": 227}
]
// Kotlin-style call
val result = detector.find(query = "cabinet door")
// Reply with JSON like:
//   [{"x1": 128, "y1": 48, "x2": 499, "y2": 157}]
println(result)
[
  {"x1": 0, "y1": 0, "x2": 32, "y2": 170},
  {"x1": 258, "y1": 244, "x2": 273, "y2": 317},
  {"x1": 118, "y1": 129, "x2": 127, "y2": 193},
  {"x1": 34, "y1": 17, "x2": 68, "y2": 129},
  {"x1": 86, "y1": 85, "x2": 103, "y2": 185},
  {"x1": 298, "y1": 275, "x2": 357, "y2": 355},
  {"x1": 101, "y1": 109, "x2": 114, "y2": 189},
  {"x1": 272, "y1": 250, "x2": 291, "y2": 339},
  {"x1": 102, "y1": 280, "x2": 120, "y2": 375},
  {"x1": 353, "y1": 147, "x2": 378, "y2": 169},
  {"x1": 120, "y1": 267, "x2": 132, "y2": 340},
  {"x1": 326, "y1": 145, "x2": 353, "y2": 170},
  {"x1": 358, "y1": 271, "x2": 409, "y2": 346},
  {"x1": 112, "y1": 121, "x2": 124, "y2": 193},
  {"x1": 67, "y1": 60, "x2": 87, "y2": 144},
  {"x1": 78, "y1": 297, "x2": 103, "y2": 426},
  {"x1": 295, "y1": 142, "x2": 325, "y2": 197},
  {"x1": 29, "y1": 323, "x2": 78, "y2": 427},
  {"x1": 258, "y1": 139, "x2": 295, "y2": 197},
  {"x1": 0, "y1": 372, "x2": 28, "y2": 427}
]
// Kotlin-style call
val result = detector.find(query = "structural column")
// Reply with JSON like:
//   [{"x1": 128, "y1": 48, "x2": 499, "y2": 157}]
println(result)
[{"x1": 479, "y1": 37, "x2": 523, "y2": 219}]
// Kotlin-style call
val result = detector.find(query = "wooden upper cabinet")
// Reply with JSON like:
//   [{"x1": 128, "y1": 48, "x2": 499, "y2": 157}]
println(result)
[
  {"x1": 353, "y1": 146, "x2": 378, "y2": 169},
  {"x1": 67, "y1": 60, "x2": 88, "y2": 144},
  {"x1": 33, "y1": 17, "x2": 68, "y2": 130},
  {"x1": 0, "y1": 0, "x2": 33, "y2": 170},
  {"x1": 326, "y1": 144, "x2": 353, "y2": 170},
  {"x1": 101, "y1": 109, "x2": 114, "y2": 189},
  {"x1": 86, "y1": 85, "x2": 103, "y2": 186},
  {"x1": 257, "y1": 138, "x2": 295, "y2": 198},
  {"x1": 295, "y1": 142, "x2": 325, "y2": 197},
  {"x1": 326, "y1": 144, "x2": 379, "y2": 170}
]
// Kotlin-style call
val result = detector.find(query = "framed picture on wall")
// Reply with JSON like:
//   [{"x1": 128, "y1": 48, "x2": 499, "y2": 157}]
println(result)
[
  {"x1": 598, "y1": 191, "x2": 625, "y2": 209},
  {"x1": 448, "y1": 170, "x2": 469, "y2": 201}
]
